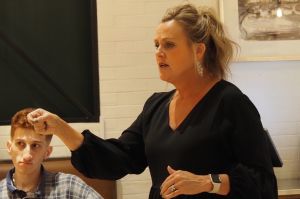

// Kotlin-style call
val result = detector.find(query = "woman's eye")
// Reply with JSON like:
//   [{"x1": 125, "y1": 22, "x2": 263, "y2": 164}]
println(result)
[
  {"x1": 164, "y1": 42, "x2": 175, "y2": 49},
  {"x1": 154, "y1": 41, "x2": 175, "y2": 50}
]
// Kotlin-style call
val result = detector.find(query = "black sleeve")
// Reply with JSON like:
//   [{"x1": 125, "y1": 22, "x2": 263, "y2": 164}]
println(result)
[
  {"x1": 70, "y1": 95, "x2": 156, "y2": 180},
  {"x1": 225, "y1": 93, "x2": 278, "y2": 199}
]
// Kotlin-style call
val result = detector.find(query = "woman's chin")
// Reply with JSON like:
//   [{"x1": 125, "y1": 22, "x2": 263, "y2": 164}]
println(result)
[{"x1": 159, "y1": 76, "x2": 170, "y2": 82}]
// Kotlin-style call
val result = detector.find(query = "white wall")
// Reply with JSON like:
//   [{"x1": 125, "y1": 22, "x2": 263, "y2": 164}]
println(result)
[
  {"x1": 230, "y1": 61, "x2": 300, "y2": 180},
  {"x1": 1, "y1": 0, "x2": 299, "y2": 198}
]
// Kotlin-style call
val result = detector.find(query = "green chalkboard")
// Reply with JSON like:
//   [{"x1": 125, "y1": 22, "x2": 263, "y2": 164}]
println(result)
[{"x1": 0, "y1": 0, "x2": 99, "y2": 124}]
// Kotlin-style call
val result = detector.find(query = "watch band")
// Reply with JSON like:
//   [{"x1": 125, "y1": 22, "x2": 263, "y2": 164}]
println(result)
[{"x1": 209, "y1": 174, "x2": 221, "y2": 193}]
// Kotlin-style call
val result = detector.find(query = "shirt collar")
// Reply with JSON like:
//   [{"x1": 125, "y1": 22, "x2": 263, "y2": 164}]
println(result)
[{"x1": 6, "y1": 165, "x2": 47, "y2": 197}]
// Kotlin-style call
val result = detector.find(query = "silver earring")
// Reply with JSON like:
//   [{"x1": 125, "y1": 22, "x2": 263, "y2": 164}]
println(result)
[{"x1": 197, "y1": 62, "x2": 203, "y2": 77}]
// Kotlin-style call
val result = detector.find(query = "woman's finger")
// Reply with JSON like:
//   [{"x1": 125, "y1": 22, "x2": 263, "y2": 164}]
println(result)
[{"x1": 160, "y1": 166, "x2": 178, "y2": 195}]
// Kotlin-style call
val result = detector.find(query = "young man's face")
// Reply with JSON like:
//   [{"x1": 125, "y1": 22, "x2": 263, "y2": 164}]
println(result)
[{"x1": 7, "y1": 128, "x2": 52, "y2": 175}]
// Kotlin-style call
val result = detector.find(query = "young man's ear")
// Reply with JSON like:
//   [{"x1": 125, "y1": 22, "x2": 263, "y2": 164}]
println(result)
[
  {"x1": 6, "y1": 140, "x2": 12, "y2": 155},
  {"x1": 44, "y1": 146, "x2": 53, "y2": 160}
]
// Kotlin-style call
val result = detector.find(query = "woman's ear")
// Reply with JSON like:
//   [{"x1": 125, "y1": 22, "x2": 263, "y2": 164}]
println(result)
[
  {"x1": 44, "y1": 146, "x2": 53, "y2": 160},
  {"x1": 195, "y1": 43, "x2": 206, "y2": 60}
]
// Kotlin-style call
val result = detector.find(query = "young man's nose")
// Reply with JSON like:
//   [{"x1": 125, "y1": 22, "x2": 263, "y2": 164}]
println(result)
[{"x1": 22, "y1": 146, "x2": 33, "y2": 161}]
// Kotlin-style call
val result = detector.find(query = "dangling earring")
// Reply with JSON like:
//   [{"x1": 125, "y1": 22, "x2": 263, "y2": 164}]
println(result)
[{"x1": 197, "y1": 62, "x2": 204, "y2": 77}]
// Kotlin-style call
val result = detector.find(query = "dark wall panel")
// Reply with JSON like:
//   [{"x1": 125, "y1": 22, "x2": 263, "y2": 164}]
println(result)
[{"x1": 0, "y1": 0, "x2": 99, "y2": 124}]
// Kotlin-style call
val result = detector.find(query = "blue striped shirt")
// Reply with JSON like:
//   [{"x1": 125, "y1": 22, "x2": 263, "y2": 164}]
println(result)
[{"x1": 0, "y1": 167, "x2": 103, "y2": 199}]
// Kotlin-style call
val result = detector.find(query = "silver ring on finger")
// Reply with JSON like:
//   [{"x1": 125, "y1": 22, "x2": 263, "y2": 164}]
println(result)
[{"x1": 169, "y1": 184, "x2": 177, "y2": 192}]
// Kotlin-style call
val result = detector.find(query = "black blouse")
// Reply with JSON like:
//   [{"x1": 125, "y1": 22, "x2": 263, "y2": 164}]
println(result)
[{"x1": 71, "y1": 80, "x2": 278, "y2": 199}]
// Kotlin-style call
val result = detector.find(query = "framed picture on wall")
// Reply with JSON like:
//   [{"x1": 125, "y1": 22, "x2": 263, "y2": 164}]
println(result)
[{"x1": 219, "y1": 0, "x2": 300, "y2": 61}]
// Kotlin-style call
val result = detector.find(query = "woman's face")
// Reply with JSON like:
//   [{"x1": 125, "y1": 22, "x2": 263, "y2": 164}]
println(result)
[{"x1": 154, "y1": 20, "x2": 197, "y2": 84}]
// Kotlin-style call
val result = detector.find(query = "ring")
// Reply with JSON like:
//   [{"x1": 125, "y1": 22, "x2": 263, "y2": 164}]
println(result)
[{"x1": 170, "y1": 184, "x2": 176, "y2": 192}]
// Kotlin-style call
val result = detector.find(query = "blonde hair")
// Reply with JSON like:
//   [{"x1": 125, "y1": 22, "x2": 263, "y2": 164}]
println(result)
[{"x1": 161, "y1": 3, "x2": 237, "y2": 79}]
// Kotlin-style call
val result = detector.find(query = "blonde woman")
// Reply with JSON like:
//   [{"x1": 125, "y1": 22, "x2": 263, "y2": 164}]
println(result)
[{"x1": 28, "y1": 3, "x2": 278, "y2": 199}]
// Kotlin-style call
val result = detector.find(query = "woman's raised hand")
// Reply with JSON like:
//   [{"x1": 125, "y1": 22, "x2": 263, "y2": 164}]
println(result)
[
  {"x1": 27, "y1": 108, "x2": 61, "y2": 135},
  {"x1": 27, "y1": 108, "x2": 84, "y2": 151}
]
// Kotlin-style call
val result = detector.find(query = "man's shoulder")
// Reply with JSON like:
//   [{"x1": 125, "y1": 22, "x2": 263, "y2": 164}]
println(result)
[
  {"x1": 0, "y1": 178, "x2": 7, "y2": 188},
  {"x1": 45, "y1": 171, "x2": 85, "y2": 183},
  {"x1": 0, "y1": 179, "x2": 10, "y2": 197},
  {"x1": 44, "y1": 171, "x2": 96, "y2": 190},
  {"x1": 43, "y1": 171, "x2": 103, "y2": 198}
]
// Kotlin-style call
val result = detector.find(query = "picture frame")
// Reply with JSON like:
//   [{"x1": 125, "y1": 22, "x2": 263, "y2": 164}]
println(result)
[{"x1": 219, "y1": 0, "x2": 300, "y2": 61}]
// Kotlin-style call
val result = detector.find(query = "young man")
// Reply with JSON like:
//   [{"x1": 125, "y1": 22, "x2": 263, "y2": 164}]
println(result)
[{"x1": 0, "y1": 108, "x2": 103, "y2": 199}]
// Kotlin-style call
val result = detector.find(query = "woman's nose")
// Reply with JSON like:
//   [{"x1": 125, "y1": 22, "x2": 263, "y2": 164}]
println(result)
[{"x1": 155, "y1": 47, "x2": 165, "y2": 57}]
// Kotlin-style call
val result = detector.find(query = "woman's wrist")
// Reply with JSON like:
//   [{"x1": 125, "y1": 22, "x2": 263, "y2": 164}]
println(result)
[
  {"x1": 218, "y1": 174, "x2": 230, "y2": 195},
  {"x1": 205, "y1": 174, "x2": 214, "y2": 192},
  {"x1": 54, "y1": 116, "x2": 84, "y2": 151},
  {"x1": 206, "y1": 174, "x2": 230, "y2": 195}
]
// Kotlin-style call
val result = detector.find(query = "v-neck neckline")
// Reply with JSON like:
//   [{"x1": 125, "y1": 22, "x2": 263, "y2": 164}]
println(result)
[{"x1": 167, "y1": 80, "x2": 223, "y2": 132}]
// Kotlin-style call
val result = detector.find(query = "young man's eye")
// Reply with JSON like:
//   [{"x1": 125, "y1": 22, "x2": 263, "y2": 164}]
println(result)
[
  {"x1": 16, "y1": 141, "x2": 25, "y2": 147},
  {"x1": 32, "y1": 144, "x2": 40, "y2": 148},
  {"x1": 154, "y1": 43, "x2": 159, "y2": 49}
]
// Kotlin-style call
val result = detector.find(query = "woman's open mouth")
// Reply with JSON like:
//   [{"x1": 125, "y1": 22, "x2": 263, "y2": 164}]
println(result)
[{"x1": 159, "y1": 63, "x2": 169, "y2": 68}]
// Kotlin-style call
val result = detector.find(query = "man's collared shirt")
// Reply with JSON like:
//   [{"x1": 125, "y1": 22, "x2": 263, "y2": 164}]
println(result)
[{"x1": 0, "y1": 167, "x2": 103, "y2": 199}]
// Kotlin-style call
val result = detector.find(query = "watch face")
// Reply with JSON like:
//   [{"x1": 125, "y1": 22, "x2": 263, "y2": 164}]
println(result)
[{"x1": 211, "y1": 174, "x2": 221, "y2": 183}]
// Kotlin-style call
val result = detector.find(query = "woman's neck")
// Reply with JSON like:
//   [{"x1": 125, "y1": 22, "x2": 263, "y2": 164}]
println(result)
[{"x1": 174, "y1": 75, "x2": 220, "y2": 100}]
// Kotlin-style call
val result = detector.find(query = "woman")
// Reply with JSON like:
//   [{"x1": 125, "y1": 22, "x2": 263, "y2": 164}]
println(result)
[{"x1": 27, "y1": 3, "x2": 278, "y2": 199}]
